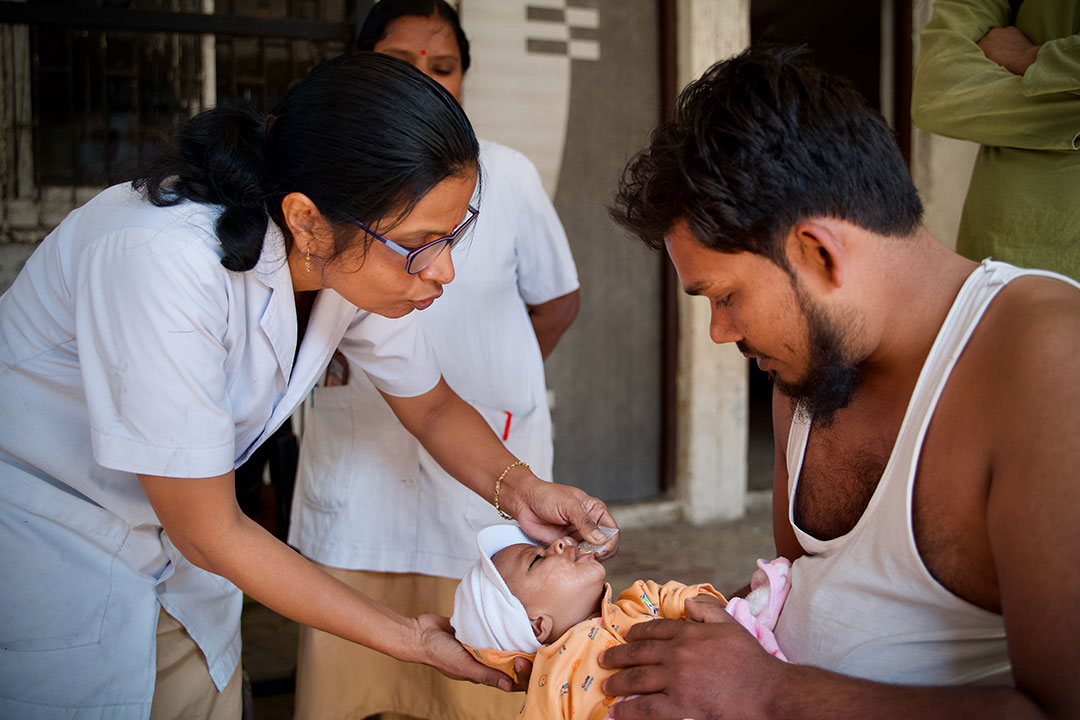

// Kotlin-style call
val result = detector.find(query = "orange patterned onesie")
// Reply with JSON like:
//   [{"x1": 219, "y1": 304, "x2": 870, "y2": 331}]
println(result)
[{"x1": 466, "y1": 580, "x2": 726, "y2": 720}]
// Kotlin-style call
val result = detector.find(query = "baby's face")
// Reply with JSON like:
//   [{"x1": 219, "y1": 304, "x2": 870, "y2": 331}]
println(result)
[{"x1": 493, "y1": 536, "x2": 607, "y2": 642}]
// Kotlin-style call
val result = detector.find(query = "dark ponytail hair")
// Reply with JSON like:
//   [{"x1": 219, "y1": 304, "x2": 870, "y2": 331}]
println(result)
[
  {"x1": 356, "y1": 0, "x2": 471, "y2": 71},
  {"x1": 134, "y1": 51, "x2": 478, "y2": 272}
]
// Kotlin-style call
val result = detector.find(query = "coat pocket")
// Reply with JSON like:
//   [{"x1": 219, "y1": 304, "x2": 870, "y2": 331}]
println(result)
[
  {"x1": 297, "y1": 381, "x2": 417, "y2": 512},
  {"x1": 0, "y1": 472, "x2": 128, "y2": 651}
]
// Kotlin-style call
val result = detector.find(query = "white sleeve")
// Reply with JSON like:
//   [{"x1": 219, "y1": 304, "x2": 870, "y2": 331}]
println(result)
[
  {"x1": 336, "y1": 310, "x2": 442, "y2": 398},
  {"x1": 77, "y1": 227, "x2": 236, "y2": 479},
  {"x1": 507, "y1": 151, "x2": 580, "y2": 306}
]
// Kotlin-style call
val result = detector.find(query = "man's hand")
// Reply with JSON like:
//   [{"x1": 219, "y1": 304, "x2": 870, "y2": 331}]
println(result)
[
  {"x1": 415, "y1": 614, "x2": 528, "y2": 691},
  {"x1": 511, "y1": 656, "x2": 535, "y2": 692},
  {"x1": 978, "y1": 26, "x2": 1040, "y2": 75},
  {"x1": 685, "y1": 593, "x2": 728, "y2": 622},
  {"x1": 599, "y1": 615, "x2": 784, "y2": 720}
]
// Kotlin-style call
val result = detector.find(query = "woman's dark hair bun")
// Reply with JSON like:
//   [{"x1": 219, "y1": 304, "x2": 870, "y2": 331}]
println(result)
[
  {"x1": 134, "y1": 52, "x2": 478, "y2": 272},
  {"x1": 136, "y1": 105, "x2": 272, "y2": 271}
]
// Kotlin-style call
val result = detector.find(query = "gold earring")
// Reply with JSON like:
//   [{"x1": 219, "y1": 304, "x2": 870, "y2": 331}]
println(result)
[{"x1": 305, "y1": 249, "x2": 311, "y2": 273}]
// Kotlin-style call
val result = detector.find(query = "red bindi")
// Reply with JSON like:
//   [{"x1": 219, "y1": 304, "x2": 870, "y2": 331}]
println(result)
[{"x1": 420, "y1": 49, "x2": 426, "y2": 55}]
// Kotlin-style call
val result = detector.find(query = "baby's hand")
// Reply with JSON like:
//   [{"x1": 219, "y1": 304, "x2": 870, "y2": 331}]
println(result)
[{"x1": 685, "y1": 593, "x2": 727, "y2": 623}]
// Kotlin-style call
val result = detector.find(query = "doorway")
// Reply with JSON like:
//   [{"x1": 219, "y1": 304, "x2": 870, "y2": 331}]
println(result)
[{"x1": 747, "y1": 0, "x2": 901, "y2": 492}]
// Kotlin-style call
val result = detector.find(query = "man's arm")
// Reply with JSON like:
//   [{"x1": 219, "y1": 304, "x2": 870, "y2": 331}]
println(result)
[
  {"x1": 599, "y1": 613, "x2": 1043, "y2": 720},
  {"x1": 978, "y1": 25, "x2": 1040, "y2": 75},
  {"x1": 978, "y1": 279, "x2": 1080, "y2": 719},
  {"x1": 911, "y1": 0, "x2": 1079, "y2": 150}
]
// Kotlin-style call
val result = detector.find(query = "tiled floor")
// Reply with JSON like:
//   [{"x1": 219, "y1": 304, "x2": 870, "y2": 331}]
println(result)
[{"x1": 241, "y1": 504, "x2": 776, "y2": 719}]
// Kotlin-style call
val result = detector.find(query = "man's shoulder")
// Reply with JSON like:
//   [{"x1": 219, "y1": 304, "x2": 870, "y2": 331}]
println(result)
[
  {"x1": 963, "y1": 271, "x2": 1080, "y2": 413},
  {"x1": 915, "y1": 267, "x2": 1080, "y2": 465},
  {"x1": 983, "y1": 272, "x2": 1080, "y2": 362}
]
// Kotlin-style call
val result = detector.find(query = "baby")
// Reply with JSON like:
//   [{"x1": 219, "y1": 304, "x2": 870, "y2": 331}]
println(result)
[{"x1": 451, "y1": 525, "x2": 790, "y2": 720}]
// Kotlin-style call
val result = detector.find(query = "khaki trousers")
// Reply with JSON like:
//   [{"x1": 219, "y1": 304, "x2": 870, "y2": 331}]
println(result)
[
  {"x1": 294, "y1": 567, "x2": 524, "y2": 720},
  {"x1": 150, "y1": 609, "x2": 242, "y2": 720}
]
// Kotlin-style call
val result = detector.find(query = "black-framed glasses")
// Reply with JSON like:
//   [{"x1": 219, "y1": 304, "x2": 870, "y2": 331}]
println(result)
[{"x1": 347, "y1": 204, "x2": 479, "y2": 274}]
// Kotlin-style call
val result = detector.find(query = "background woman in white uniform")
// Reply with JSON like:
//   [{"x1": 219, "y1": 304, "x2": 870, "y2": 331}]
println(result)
[
  {"x1": 289, "y1": 4, "x2": 584, "y2": 719},
  {"x1": 0, "y1": 52, "x2": 616, "y2": 720}
]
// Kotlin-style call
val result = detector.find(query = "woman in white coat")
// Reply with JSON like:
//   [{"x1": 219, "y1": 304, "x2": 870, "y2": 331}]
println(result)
[
  {"x1": 289, "y1": 4, "x2": 587, "y2": 719},
  {"x1": 0, "y1": 52, "x2": 615, "y2": 720}
]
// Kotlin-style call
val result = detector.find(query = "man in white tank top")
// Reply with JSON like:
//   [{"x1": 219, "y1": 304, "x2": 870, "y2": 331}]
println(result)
[{"x1": 602, "y1": 44, "x2": 1080, "y2": 720}]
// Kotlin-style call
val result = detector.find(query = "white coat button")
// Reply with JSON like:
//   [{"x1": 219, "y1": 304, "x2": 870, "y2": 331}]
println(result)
[{"x1": 402, "y1": 476, "x2": 418, "y2": 487}]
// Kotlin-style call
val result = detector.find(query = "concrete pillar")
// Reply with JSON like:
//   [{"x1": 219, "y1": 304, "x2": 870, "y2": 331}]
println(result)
[{"x1": 674, "y1": 0, "x2": 751, "y2": 525}]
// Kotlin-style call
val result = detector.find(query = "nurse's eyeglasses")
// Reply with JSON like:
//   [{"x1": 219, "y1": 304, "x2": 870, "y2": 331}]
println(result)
[{"x1": 347, "y1": 205, "x2": 479, "y2": 275}]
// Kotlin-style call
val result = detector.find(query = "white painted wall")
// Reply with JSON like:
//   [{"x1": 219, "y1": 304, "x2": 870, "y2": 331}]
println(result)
[{"x1": 461, "y1": 0, "x2": 573, "y2": 197}]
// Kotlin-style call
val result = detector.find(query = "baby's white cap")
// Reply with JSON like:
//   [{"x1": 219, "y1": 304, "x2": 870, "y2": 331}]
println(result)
[{"x1": 451, "y1": 524, "x2": 543, "y2": 653}]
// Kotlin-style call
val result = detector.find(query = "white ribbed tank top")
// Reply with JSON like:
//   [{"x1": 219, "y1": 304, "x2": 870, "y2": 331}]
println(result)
[{"x1": 773, "y1": 260, "x2": 1080, "y2": 686}]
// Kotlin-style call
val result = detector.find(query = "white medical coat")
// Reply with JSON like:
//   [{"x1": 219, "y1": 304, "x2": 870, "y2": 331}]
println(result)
[
  {"x1": 0, "y1": 184, "x2": 441, "y2": 718},
  {"x1": 289, "y1": 140, "x2": 579, "y2": 579}
]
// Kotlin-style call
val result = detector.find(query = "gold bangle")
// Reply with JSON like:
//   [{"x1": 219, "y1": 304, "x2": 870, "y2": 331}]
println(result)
[{"x1": 494, "y1": 460, "x2": 529, "y2": 520}]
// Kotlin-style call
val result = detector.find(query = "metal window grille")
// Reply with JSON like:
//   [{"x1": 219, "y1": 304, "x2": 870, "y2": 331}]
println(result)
[{"x1": 0, "y1": 0, "x2": 367, "y2": 242}]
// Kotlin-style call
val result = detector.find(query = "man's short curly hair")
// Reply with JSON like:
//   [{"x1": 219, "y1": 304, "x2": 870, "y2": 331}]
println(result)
[{"x1": 610, "y1": 44, "x2": 923, "y2": 266}]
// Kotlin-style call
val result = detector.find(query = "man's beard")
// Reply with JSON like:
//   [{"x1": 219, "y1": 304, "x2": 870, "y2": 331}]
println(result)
[{"x1": 765, "y1": 284, "x2": 862, "y2": 427}]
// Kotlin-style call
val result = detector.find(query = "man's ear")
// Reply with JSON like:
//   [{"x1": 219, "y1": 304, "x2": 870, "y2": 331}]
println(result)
[
  {"x1": 280, "y1": 191, "x2": 324, "y2": 255},
  {"x1": 785, "y1": 217, "x2": 848, "y2": 292},
  {"x1": 531, "y1": 614, "x2": 554, "y2": 644}
]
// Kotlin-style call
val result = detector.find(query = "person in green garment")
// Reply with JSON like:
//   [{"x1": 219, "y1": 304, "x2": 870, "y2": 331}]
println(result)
[{"x1": 911, "y1": 0, "x2": 1080, "y2": 280}]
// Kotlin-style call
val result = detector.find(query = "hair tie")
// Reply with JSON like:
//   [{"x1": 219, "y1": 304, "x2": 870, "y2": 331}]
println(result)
[{"x1": 263, "y1": 113, "x2": 278, "y2": 138}]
